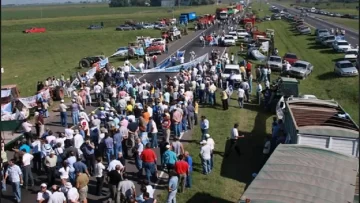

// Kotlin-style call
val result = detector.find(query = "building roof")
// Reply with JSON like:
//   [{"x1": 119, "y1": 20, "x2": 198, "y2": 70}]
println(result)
[
  {"x1": 286, "y1": 98, "x2": 359, "y2": 138},
  {"x1": 241, "y1": 145, "x2": 359, "y2": 203}
]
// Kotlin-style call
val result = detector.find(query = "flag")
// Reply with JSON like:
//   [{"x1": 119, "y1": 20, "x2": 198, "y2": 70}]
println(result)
[
  {"x1": 176, "y1": 50, "x2": 186, "y2": 60},
  {"x1": 1, "y1": 102, "x2": 12, "y2": 114},
  {"x1": 157, "y1": 58, "x2": 171, "y2": 69},
  {"x1": 99, "y1": 58, "x2": 109, "y2": 68}
]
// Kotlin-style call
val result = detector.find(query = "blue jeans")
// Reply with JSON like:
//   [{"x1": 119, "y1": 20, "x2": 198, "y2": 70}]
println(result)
[
  {"x1": 209, "y1": 93, "x2": 215, "y2": 105},
  {"x1": 142, "y1": 162, "x2": 155, "y2": 183},
  {"x1": 114, "y1": 143, "x2": 122, "y2": 157},
  {"x1": 238, "y1": 97, "x2": 244, "y2": 108},
  {"x1": 72, "y1": 111, "x2": 79, "y2": 125},
  {"x1": 106, "y1": 148, "x2": 114, "y2": 165},
  {"x1": 201, "y1": 128, "x2": 208, "y2": 141},
  {"x1": 181, "y1": 118, "x2": 187, "y2": 132},
  {"x1": 201, "y1": 159, "x2": 211, "y2": 174},
  {"x1": 151, "y1": 133, "x2": 158, "y2": 148},
  {"x1": 167, "y1": 190, "x2": 177, "y2": 203},
  {"x1": 135, "y1": 154, "x2": 143, "y2": 172},
  {"x1": 186, "y1": 172, "x2": 192, "y2": 188},
  {"x1": 11, "y1": 182, "x2": 21, "y2": 203},
  {"x1": 60, "y1": 112, "x2": 67, "y2": 127},
  {"x1": 174, "y1": 124, "x2": 181, "y2": 137},
  {"x1": 69, "y1": 171, "x2": 76, "y2": 185}
]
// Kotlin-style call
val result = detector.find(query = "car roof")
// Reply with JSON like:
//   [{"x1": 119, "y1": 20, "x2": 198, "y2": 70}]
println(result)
[
  {"x1": 224, "y1": 64, "x2": 240, "y2": 69},
  {"x1": 337, "y1": 60, "x2": 352, "y2": 64},
  {"x1": 335, "y1": 40, "x2": 348, "y2": 43},
  {"x1": 224, "y1": 35, "x2": 234, "y2": 38},
  {"x1": 269, "y1": 55, "x2": 282, "y2": 59},
  {"x1": 294, "y1": 60, "x2": 310, "y2": 65}
]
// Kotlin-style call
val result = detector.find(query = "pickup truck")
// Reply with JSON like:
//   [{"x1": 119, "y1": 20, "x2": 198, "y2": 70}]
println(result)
[
  {"x1": 167, "y1": 27, "x2": 182, "y2": 41},
  {"x1": 23, "y1": 27, "x2": 46, "y2": 33}
]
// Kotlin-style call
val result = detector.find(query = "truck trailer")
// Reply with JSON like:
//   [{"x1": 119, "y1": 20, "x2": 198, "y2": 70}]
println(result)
[{"x1": 179, "y1": 12, "x2": 197, "y2": 24}]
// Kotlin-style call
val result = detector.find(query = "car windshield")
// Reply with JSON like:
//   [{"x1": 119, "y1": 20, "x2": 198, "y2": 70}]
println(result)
[
  {"x1": 324, "y1": 36, "x2": 335, "y2": 40},
  {"x1": 270, "y1": 57, "x2": 281, "y2": 62},
  {"x1": 224, "y1": 69, "x2": 240, "y2": 74},
  {"x1": 225, "y1": 37, "x2": 233, "y2": 40},
  {"x1": 346, "y1": 51, "x2": 358, "y2": 55},
  {"x1": 338, "y1": 42, "x2": 349, "y2": 46},
  {"x1": 229, "y1": 33, "x2": 236, "y2": 36},
  {"x1": 285, "y1": 54, "x2": 297, "y2": 59},
  {"x1": 340, "y1": 62, "x2": 354, "y2": 68},
  {"x1": 294, "y1": 63, "x2": 307, "y2": 69},
  {"x1": 237, "y1": 29, "x2": 246, "y2": 32}
]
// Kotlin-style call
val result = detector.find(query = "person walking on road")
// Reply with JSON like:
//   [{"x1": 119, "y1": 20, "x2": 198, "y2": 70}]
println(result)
[
  {"x1": 237, "y1": 87, "x2": 245, "y2": 108},
  {"x1": 45, "y1": 151, "x2": 57, "y2": 186},
  {"x1": 140, "y1": 143, "x2": 158, "y2": 183},
  {"x1": 184, "y1": 151, "x2": 193, "y2": 188},
  {"x1": 59, "y1": 100, "x2": 68, "y2": 127},
  {"x1": 4, "y1": 159, "x2": 23, "y2": 203},
  {"x1": 166, "y1": 170, "x2": 178, "y2": 203},
  {"x1": 174, "y1": 154, "x2": 189, "y2": 193},
  {"x1": 205, "y1": 134, "x2": 215, "y2": 171},
  {"x1": 21, "y1": 149, "x2": 34, "y2": 189}
]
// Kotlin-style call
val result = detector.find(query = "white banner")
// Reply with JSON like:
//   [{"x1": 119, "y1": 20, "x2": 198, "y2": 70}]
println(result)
[
  {"x1": 70, "y1": 67, "x2": 97, "y2": 89},
  {"x1": 142, "y1": 54, "x2": 209, "y2": 73},
  {"x1": 260, "y1": 41, "x2": 269, "y2": 53},
  {"x1": 19, "y1": 95, "x2": 38, "y2": 108}
]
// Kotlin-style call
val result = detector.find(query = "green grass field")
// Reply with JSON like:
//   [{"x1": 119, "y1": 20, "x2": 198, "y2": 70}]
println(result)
[
  {"x1": 1, "y1": 4, "x2": 220, "y2": 96},
  {"x1": 155, "y1": 3, "x2": 358, "y2": 201}
]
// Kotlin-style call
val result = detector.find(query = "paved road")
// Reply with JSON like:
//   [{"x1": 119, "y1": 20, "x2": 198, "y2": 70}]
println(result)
[{"x1": 273, "y1": 3, "x2": 359, "y2": 45}]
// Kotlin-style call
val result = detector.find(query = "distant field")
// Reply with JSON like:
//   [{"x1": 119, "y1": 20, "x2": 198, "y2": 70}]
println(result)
[{"x1": 1, "y1": 4, "x2": 220, "y2": 96}]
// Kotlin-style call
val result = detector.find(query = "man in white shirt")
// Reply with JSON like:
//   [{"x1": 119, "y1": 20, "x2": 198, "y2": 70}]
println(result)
[
  {"x1": 66, "y1": 182, "x2": 80, "y2": 203},
  {"x1": 208, "y1": 82, "x2": 217, "y2": 106},
  {"x1": 237, "y1": 87, "x2": 245, "y2": 108},
  {"x1": 22, "y1": 150, "x2": 34, "y2": 189},
  {"x1": 141, "y1": 88, "x2": 150, "y2": 106},
  {"x1": 37, "y1": 183, "x2": 52, "y2": 203},
  {"x1": 256, "y1": 82, "x2": 263, "y2": 105},
  {"x1": 230, "y1": 53, "x2": 235, "y2": 64},
  {"x1": 48, "y1": 185, "x2": 66, "y2": 203},
  {"x1": 199, "y1": 140, "x2": 211, "y2": 175},
  {"x1": 225, "y1": 123, "x2": 244, "y2": 157},
  {"x1": 59, "y1": 100, "x2": 68, "y2": 127},
  {"x1": 107, "y1": 156, "x2": 124, "y2": 171},
  {"x1": 64, "y1": 126, "x2": 74, "y2": 148},
  {"x1": 123, "y1": 64, "x2": 130, "y2": 81},
  {"x1": 205, "y1": 134, "x2": 215, "y2": 170},
  {"x1": 22, "y1": 119, "x2": 33, "y2": 143},
  {"x1": 31, "y1": 138, "x2": 42, "y2": 173},
  {"x1": 73, "y1": 130, "x2": 84, "y2": 156},
  {"x1": 180, "y1": 55, "x2": 185, "y2": 64},
  {"x1": 84, "y1": 85, "x2": 92, "y2": 106},
  {"x1": 138, "y1": 62, "x2": 145, "y2": 73},
  {"x1": 94, "y1": 157, "x2": 106, "y2": 196}
]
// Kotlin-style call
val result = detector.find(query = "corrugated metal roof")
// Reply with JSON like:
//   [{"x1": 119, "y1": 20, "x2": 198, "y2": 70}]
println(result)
[{"x1": 241, "y1": 145, "x2": 359, "y2": 203}]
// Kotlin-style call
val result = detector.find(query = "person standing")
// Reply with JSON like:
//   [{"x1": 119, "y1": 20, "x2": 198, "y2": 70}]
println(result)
[
  {"x1": 35, "y1": 112, "x2": 45, "y2": 138},
  {"x1": 186, "y1": 102, "x2": 195, "y2": 130},
  {"x1": 22, "y1": 119, "x2": 33, "y2": 143},
  {"x1": 67, "y1": 182, "x2": 80, "y2": 203},
  {"x1": 59, "y1": 100, "x2": 68, "y2": 127},
  {"x1": 76, "y1": 171, "x2": 89, "y2": 203},
  {"x1": 4, "y1": 159, "x2": 23, "y2": 203},
  {"x1": 148, "y1": 117, "x2": 158, "y2": 148},
  {"x1": 200, "y1": 116, "x2": 209, "y2": 141},
  {"x1": 21, "y1": 149, "x2": 34, "y2": 189},
  {"x1": 220, "y1": 88, "x2": 228, "y2": 110},
  {"x1": 107, "y1": 165, "x2": 123, "y2": 203},
  {"x1": 199, "y1": 140, "x2": 211, "y2": 175},
  {"x1": 162, "y1": 145, "x2": 177, "y2": 173},
  {"x1": 161, "y1": 114, "x2": 171, "y2": 143},
  {"x1": 113, "y1": 128, "x2": 123, "y2": 158},
  {"x1": 82, "y1": 138, "x2": 95, "y2": 176},
  {"x1": 166, "y1": 170, "x2": 178, "y2": 203},
  {"x1": 45, "y1": 151, "x2": 57, "y2": 186},
  {"x1": 48, "y1": 185, "x2": 66, "y2": 203},
  {"x1": 237, "y1": 87, "x2": 245, "y2": 108},
  {"x1": 71, "y1": 99, "x2": 80, "y2": 126},
  {"x1": 256, "y1": 82, "x2": 263, "y2": 105},
  {"x1": 225, "y1": 123, "x2": 244, "y2": 157},
  {"x1": 205, "y1": 134, "x2": 215, "y2": 171},
  {"x1": 171, "y1": 137, "x2": 184, "y2": 157},
  {"x1": 172, "y1": 108, "x2": 182, "y2": 138},
  {"x1": 248, "y1": 73, "x2": 253, "y2": 95},
  {"x1": 117, "y1": 173, "x2": 136, "y2": 202},
  {"x1": 140, "y1": 143, "x2": 157, "y2": 183},
  {"x1": 152, "y1": 55, "x2": 157, "y2": 68},
  {"x1": 194, "y1": 100, "x2": 199, "y2": 125},
  {"x1": 37, "y1": 183, "x2": 52, "y2": 203},
  {"x1": 104, "y1": 133, "x2": 114, "y2": 165},
  {"x1": 135, "y1": 138, "x2": 144, "y2": 177},
  {"x1": 184, "y1": 151, "x2": 193, "y2": 188},
  {"x1": 174, "y1": 155, "x2": 189, "y2": 193}
]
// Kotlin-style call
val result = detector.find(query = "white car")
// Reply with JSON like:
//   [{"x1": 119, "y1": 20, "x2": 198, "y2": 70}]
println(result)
[
  {"x1": 223, "y1": 35, "x2": 236, "y2": 46},
  {"x1": 266, "y1": 55, "x2": 283, "y2": 71},
  {"x1": 344, "y1": 49, "x2": 358, "y2": 61},
  {"x1": 333, "y1": 40, "x2": 352, "y2": 52},
  {"x1": 228, "y1": 31, "x2": 238, "y2": 40},
  {"x1": 221, "y1": 64, "x2": 242, "y2": 84},
  {"x1": 236, "y1": 28, "x2": 249, "y2": 38}
]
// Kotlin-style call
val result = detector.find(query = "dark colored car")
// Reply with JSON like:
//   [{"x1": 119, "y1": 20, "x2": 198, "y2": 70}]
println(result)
[
  {"x1": 88, "y1": 25, "x2": 103, "y2": 30},
  {"x1": 116, "y1": 24, "x2": 136, "y2": 31},
  {"x1": 341, "y1": 14, "x2": 351, "y2": 18},
  {"x1": 283, "y1": 53, "x2": 299, "y2": 65}
]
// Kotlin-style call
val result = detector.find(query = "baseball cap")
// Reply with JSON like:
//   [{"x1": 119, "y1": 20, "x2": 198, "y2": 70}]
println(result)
[
  {"x1": 166, "y1": 145, "x2": 170, "y2": 149},
  {"x1": 40, "y1": 183, "x2": 47, "y2": 188}
]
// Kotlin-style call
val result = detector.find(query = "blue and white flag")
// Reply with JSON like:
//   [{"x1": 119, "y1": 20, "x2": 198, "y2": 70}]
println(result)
[
  {"x1": 111, "y1": 48, "x2": 128, "y2": 57},
  {"x1": 209, "y1": 37, "x2": 219, "y2": 46},
  {"x1": 1, "y1": 102, "x2": 12, "y2": 114},
  {"x1": 176, "y1": 50, "x2": 186, "y2": 60},
  {"x1": 130, "y1": 63, "x2": 141, "y2": 72},
  {"x1": 99, "y1": 57, "x2": 109, "y2": 68},
  {"x1": 156, "y1": 58, "x2": 171, "y2": 69}
]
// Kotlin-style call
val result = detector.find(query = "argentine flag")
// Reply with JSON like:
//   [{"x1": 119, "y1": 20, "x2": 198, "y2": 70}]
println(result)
[{"x1": 176, "y1": 50, "x2": 186, "y2": 60}]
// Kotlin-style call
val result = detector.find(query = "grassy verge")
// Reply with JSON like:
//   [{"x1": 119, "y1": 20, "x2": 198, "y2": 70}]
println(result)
[
  {"x1": 157, "y1": 2, "x2": 358, "y2": 201},
  {"x1": 1, "y1": 4, "x2": 222, "y2": 96}
]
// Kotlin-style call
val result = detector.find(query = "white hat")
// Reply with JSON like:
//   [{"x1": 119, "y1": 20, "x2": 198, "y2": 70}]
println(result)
[
  {"x1": 109, "y1": 117, "x2": 114, "y2": 121},
  {"x1": 65, "y1": 182, "x2": 72, "y2": 189},
  {"x1": 60, "y1": 100, "x2": 64, "y2": 103},
  {"x1": 40, "y1": 183, "x2": 47, "y2": 187},
  {"x1": 205, "y1": 134, "x2": 210, "y2": 138},
  {"x1": 50, "y1": 151, "x2": 56, "y2": 154},
  {"x1": 200, "y1": 140, "x2": 207, "y2": 145},
  {"x1": 166, "y1": 144, "x2": 170, "y2": 149}
]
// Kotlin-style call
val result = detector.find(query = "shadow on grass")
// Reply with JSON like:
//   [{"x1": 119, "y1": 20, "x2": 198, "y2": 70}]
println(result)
[
  {"x1": 320, "y1": 49, "x2": 336, "y2": 54},
  {"x1": 332, "y1": 58, "x2": 345, "y2": 62},
  {"x1": 186, "y1": 192, "x2": 234, "y2": 203},
  {"x1": 316, "y1": 71, "x2": 338, "y2": 80},
  {"x1": 219, "y1": 104, "x2": 272, "y2": 187},
  {"x1": 308, "y1": 45, "x2": 328, "y2": 50}
]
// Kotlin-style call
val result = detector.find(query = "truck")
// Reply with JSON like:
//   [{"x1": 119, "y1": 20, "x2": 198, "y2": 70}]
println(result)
[
  {"x1": 161, "y1": 26, "x2": 182, "y2": 42},
  {"x1": 278, "y1": 97, "x2": 359, "y2": 158},
  {"x1": 179, "y1": 12, "x2": 197, "y2": 24},
  {"x1": 23, "y1": 27, "x2": 46, "y2": 34},
  {"x1": 216, "y1": 8, "x2": 228, "y2": 20}
]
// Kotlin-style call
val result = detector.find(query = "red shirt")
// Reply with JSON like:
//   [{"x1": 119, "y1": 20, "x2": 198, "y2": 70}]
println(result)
[
  {"x1": 141, "y1": 148, "x2": 157, "y2": 163},
  {"x1": 174, "y1": 160, "x2": 189, "y2": 175},
  {"x1": 246, "y1": 63, "x2": 252, "y2": 72}
]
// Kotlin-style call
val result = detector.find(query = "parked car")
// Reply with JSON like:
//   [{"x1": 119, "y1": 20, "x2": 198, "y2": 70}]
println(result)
[
  {"x1": 344, "y1": 49, "x2": 358, "y2": 61},
  {"x1": 315, "y1": 28, "x2": 329, "y2": 37},
  {"x1": 223, "y1": 35, "x2": 236, "y2": 46},
  {"x1": 341, "y1": 14, "x2": 351, "y2": 18},
  {"x1": 135, "y1": 23, "x2": 155, "y2": 29},
  {"x1": 289, "y1": 60, "x2": 314, "y2": 79},
  {"x1": 265, "y1": 15, "x2": 271, "y2": 21},
  {"x1": 332, "y1": 40, "x2": 352, "y2": 52},
  {"x1": 154, "y1": 24, "x2": 168, "y2": 30},
  {"x1": 228, "y1": 31, "x2": 238, "y2": 40},
  {"x1": 23, "y1": 27, "x2": 46, "y2": 33},
  {"x1": 88, "y1": 24, "x2": 103, "y2": 30},
  {"x1": 320, "y1": 35, "x2": 336, "y2": 47},
  {"x1": 221, "y1": 64, "x2": 242, "y2": 86},
  {"x1": 266, "y1": 55, "x2": 283, "y2": 71},
  {"x1": 298, "y1": 26, "x2": 311, "y2": 35},
  {"x1": 334, "y1": 60, "x2": 358, "y2": 76},
  {"x1": 272, "y1": 14, "x2": 281, "y2": 20},
  {"x1": 315, "y1": 34, "x2": 329, "y2": 43},
  {"x1": 236, "y1": 28, "x2": 249, "y2": 38},
  {"x1": 116, "y1": 24, "x2": 136, "y2": 31},
  {"x1": 283, "y1": 53, "x2": 299, "y2": 65}
]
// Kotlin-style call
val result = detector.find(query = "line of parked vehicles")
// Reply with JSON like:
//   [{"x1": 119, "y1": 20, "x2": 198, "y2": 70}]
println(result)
[{"x1": 294, "y1": 6, "x2": 359, "y2": 19}]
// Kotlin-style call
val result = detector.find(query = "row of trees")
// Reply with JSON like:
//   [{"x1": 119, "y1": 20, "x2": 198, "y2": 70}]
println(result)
[{"x1": 109, "y1": 0, "x2": 214, "y2": 7}]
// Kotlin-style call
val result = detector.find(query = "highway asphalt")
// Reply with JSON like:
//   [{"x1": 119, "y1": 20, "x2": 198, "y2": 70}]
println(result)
[{"x1": 273, "y1": 3, "x2": 359, "y2": 45}]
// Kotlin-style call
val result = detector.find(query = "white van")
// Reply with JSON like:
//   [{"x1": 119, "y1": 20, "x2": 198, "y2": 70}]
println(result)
[{"x1": 310, "y1": 7, "x2": 316, "y2": 13}]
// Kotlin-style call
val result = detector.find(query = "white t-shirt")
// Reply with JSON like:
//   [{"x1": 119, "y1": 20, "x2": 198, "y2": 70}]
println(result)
[
  {"x1": 37, "y1": 190, "x2": 52, "y2": 202},
  {"x1": 48, "y1": 191, "x2": 66, "y2": 203},
  {"x1": 123, "y1": 65, "x2": 130, "y2": 73},
  {"x1": 73, "y1": 134, "x2": 84, "y2": 149},
  {"x1": 67, "y1": 187, "x2": 79, "y2": 202},
  {"x1": 200, "y1": 145, "x2": 211, "y2": 160},
  {"x1": 107, "y1": 160, "x2": 124, "y2": 171},
  {"x1": 59, "y1": 166, "x2": 70, "y2": 179},
  {"x1": 180, "y1": 56, "x2": 185, "y2": 64},
  {"x1": 94, "y1": 85, "x2": 102, "y2": 94},
  {"x1": 146, "y1": 185, "x2": 154, "y2": 198},
  {"x1": 94, "y1": 162, "x2": 105, "y2": 178},
  {"x1": 263, "y1": 141, "x2": 271, "y2": 154},
  {"x1": 22, "y1": 122, "x2": 32, "y2": 133},
  {"x1": 65, "y1": 128, "x2": 74, "y2": 140},
  {"x1": 46, "y1": 135, "x2": 57, "y2": 145},
  {"x1": 147, "y1": 106, "x2": 153, "y2": 117},
  {"x1": 206, "y1": 138, "x2": 215, "y2": 151},
  {"x1": 237, "y1": 88, "x2": 245, "y2": 98},
  {"x1": 56, "y1": 137, "x2": 66, "y2": 149},
  {"x1": 22, "y1": 153, "x2": 34, "y2": 166},
  {"x1": 150, "y1": 120, "x2": 158, "y2": 133},
  {"x1": 231, "y1": 128, "x2": 238, "y2": 139}
]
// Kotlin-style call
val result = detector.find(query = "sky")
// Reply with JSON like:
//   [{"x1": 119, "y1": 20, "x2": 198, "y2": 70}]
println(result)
[{"x1": 1, "y1": 0, "x2": 99, "y2": 5}]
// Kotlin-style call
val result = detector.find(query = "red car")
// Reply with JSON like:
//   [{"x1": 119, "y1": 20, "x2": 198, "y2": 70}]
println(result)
[
  {"x1": 145, "y1": 42, "x2": 164, "y2": 55},
  {"x1": 283, "y1": 53, "x2": 299, "y2": 65},
  {"x1": 23, "y1": 27, "x2": 46, "y2": 33}
]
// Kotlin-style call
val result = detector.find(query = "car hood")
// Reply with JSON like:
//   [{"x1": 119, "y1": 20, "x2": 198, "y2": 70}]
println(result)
[
  {"x1": 222, "y1": 74, "x2": 241, "y2": 79},
  {"x1": 267, "y1": 61, "x2": 282, "y2": 66},
  {"x1": 290, "y1": 67, "x2": 306, "y2": 73},
  {"x1": 337, "y1": 45, "x2": 351, "y2": 48},
  {"x1": 340, "y1": 67, "x2": 358, "y2": 73},
  {"x1": 146, "y1": 46, "x2": 162, "y2": 50},
  {"x1": 345, "y1": 54, "x2": 357, "y2": 58}
]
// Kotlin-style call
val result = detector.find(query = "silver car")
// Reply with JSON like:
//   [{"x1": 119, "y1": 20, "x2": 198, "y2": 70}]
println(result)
[
  {"x1": 321, "y1": 35, "x2": 335, "y2": 47},
  {"x1": 334, "y1": 60, "x2": 359, "y2": 76},
  {"x1": 298, "y1": 26, "x2": 311, "y2": 35},
  {"x1": 289, "y1": 60, "x2": 314, "y2": 79},
  {"x1": 266, "y1": 55, "x2": 283, "y2": 71}
]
